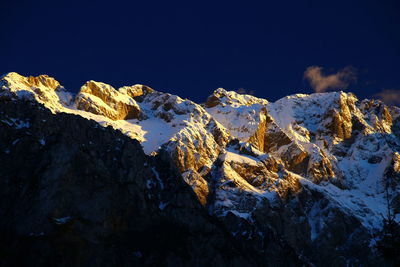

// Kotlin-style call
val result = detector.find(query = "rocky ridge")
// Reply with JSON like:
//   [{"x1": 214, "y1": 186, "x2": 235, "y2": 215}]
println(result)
[{"x1": 1, "y1": 72, "x2": 400, "y2": 266}]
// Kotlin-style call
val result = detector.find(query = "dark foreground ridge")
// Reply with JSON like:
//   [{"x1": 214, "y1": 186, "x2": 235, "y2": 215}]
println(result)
[{"x1": 0, "y1": 100, "x2": 303, "y2": 266}]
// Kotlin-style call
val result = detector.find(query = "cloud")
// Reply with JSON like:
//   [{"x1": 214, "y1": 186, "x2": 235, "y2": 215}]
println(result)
[
  {"x1": 374, "y1": 89, "x2": 400, "y2": 105},
  {"x1": 304, "y1": 66, "x2": 357, "y2": 93}
]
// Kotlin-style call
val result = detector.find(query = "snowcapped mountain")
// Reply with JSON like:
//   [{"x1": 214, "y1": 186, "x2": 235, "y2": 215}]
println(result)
[{"x1": 1, "y1": 72, "x2": 399, "y2": 266}]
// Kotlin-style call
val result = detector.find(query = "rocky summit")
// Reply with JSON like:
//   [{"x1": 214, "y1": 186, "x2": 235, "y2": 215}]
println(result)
[{"x1": 1, "y1": 72, "x2": 399, "y2": 266}]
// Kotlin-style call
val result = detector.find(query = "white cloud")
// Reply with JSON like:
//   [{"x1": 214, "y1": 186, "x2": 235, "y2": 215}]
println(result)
[
  {"x1": 374, "y1": 89, "x2": 400, "y2": 105},
  {"x1": 304, "y1": 66, "x2": 357, "y2": 93}
]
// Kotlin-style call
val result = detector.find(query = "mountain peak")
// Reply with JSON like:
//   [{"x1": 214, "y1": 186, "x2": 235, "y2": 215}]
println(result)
[
  {"x1": 0, "y1": 72, "x2": 72, "y2": 110},
  {"x1": 1, "y1": 72, "x2": 63, "y2": 90}
]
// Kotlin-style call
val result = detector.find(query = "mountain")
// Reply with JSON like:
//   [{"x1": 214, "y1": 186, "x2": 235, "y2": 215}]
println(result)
[{"x1": 1, "y1": 72, "x2": 399, "y2": 266}]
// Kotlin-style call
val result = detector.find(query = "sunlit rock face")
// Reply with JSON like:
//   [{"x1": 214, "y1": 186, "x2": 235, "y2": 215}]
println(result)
[
  {"x1": 26, "y1": 74, "x2": 62, "y2": 90},
  {"x1": 119, "y1": 84, "x2": 154, "y2": 98},
  {"x1": 0, "y1": 72, "x2": 73, "y2": 108},
  {"x1": 75, "y1": 81, "x2": 141, "y2": 120},
  {"x1": 1, "y1": 72, "x2": 400, "y2": 266}
]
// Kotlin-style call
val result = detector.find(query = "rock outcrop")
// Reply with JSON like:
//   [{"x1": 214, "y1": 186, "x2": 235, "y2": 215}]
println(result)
[
  {"x1": 0, "y1": 72, "x2": 73, "y2": 109},
  {"x1": 75, "y1": 81, "x2": 141, "y2": 120}
]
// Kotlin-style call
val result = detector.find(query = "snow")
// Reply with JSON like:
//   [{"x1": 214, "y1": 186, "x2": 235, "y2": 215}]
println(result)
[
  {"x1": 1, "y1": 118, "x2": 30, "y2": 129},
  {"x1": 224, "y1": 210, "x2": 252, "y2": 220},
  {"x1": 205, "y1": 88, "x2": 270, "y2": 141},
  {"x1": 211, "y1": 88, "x2": 269, "y2": 106},
  {"x1": 12, "y1": 139, "x2": 20, "y2": 145},
  {"x1": 53, "y1": 216, "x2": 71, "y2": 225},
  {"x1": 159, "y1": 202, "x2": 168, "y2": 210},
  {"x1": 266, "y1": 92, "x2": 343, "y2": 142},
  {"x1": 300, "y1": 175, "x2": 390, "y2": 231},
  {"x1": 125, "y1": 116, "x2": 185, "y2": 154},
  {"x1": 15, "y1": 120, "x2": 30, "y2": 129},
  {"x1": 151, "y1": 167, "x2": 164, "y2": 190},
  {"x1": 49, "y1": 107, "x2": 165, "y2": 152},
  {"x1": 55, "y1": 88, "x2": 73, "y2": 106},
  {"x1": 29, "y1": 232, "x2": 44, "y2": 237},
  {"x1": 220, "y1": 150, "x2": 260, "y2": 166},
  {"x1": 207, "y1": 103, "x2": 266, "y2": 141}
]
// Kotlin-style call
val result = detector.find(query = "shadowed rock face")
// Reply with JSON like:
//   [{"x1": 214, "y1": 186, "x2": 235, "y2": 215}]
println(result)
[{"x1": 0, "y1": 100, "x2": 263, "y2": 267}]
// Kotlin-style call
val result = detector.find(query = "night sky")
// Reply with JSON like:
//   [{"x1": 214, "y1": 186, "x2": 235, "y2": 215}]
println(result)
[{"x1": 1, "y1": 0, "x2": 399, "y2": 103}]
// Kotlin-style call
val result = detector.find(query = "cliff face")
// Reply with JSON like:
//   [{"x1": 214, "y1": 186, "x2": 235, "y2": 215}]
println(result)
[{"x1": 1, "y1": 72, "x2": 400, "y2": 266}]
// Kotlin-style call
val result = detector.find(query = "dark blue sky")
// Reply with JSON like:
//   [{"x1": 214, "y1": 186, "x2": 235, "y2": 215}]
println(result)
[{"x1": 1, "y1": 0, "x2": 399, "y2": 103}]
